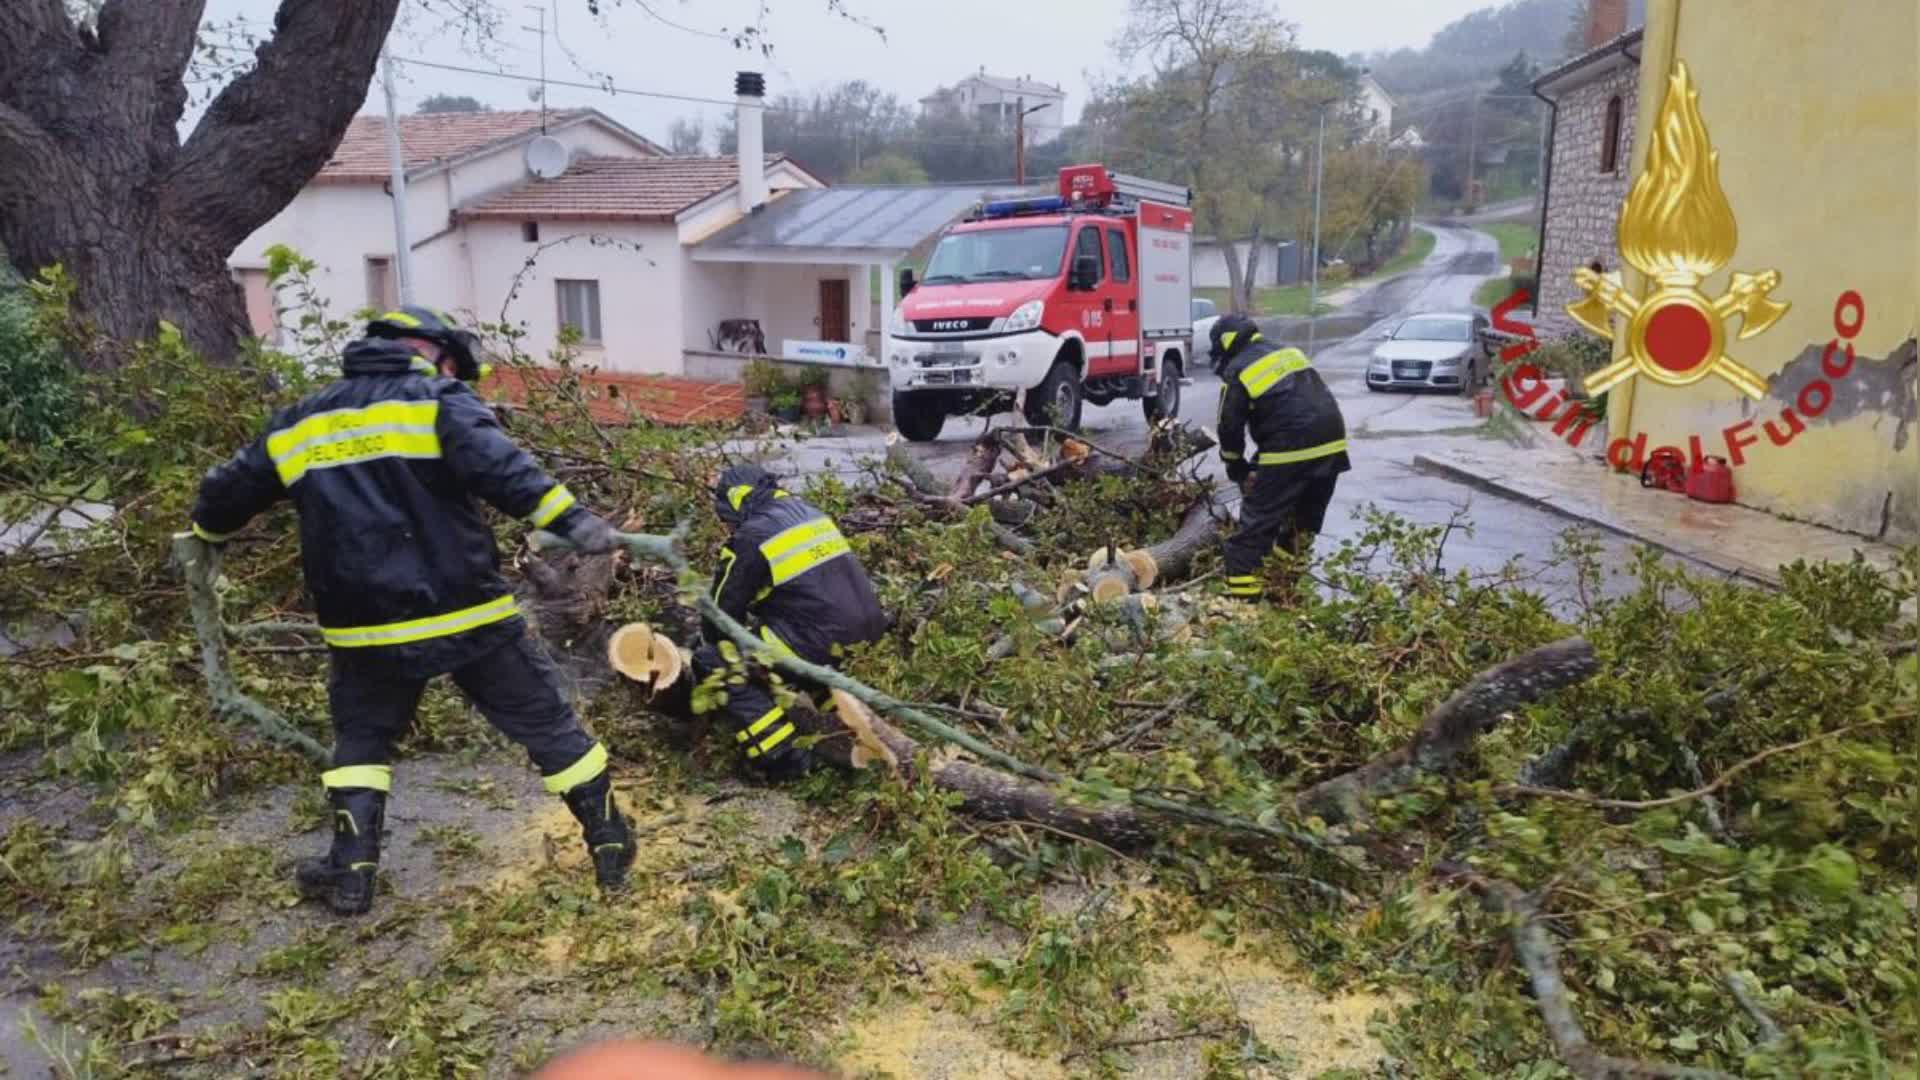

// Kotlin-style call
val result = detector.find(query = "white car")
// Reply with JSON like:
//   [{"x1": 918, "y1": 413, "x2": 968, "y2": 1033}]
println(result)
[
  {"x1": 1190, "y1": 297, "x2": 1220, "y2": 369},
  {"x1": 1365, "y1": 311, "x2": 1493, "y2": 393}
]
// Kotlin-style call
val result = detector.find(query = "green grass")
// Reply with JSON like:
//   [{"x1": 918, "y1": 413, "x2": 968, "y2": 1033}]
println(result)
[
  {"x1": 1477, "y1": 222, "x2": 1538, "y2": 266},
  {"x1": 1473, "y1": 276, "x2": 1523, "y2": 309}
]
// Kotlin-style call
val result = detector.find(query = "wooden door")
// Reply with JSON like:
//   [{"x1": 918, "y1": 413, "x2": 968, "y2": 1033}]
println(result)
[{"x1": 818, "y1": 279, "x2": 851, "y2": 342}]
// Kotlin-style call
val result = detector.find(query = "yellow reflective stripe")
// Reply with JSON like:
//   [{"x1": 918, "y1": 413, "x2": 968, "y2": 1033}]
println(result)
[
  {"x1": 1219, "y1": 329, "x2": 1239, "y2": 352},
  {"x1": 322, "y1": 764, "x2": 393, "y2": 792},
  {"x1": 760, "y1": 517, "x2": 850, "y2": 586},
  {"x1": 738, "y1": 706, "x2": 786, "y2": 745},
  {"x1": 321, "y1": 594, "x2": 519, "y2": 648},
  {"x1": 1239, "y1": 349, "x2": 1312, "y2": 398},
  {"x1": 1219, "y1": 450, "x2": 1242, "y2": 461},
  {"x1": 728, "y1": 485, "x2": 754, "y2": 511},
  {"x1": 1256, "y1": 439, "x2": 1348, "y2": 465},
  {"x1": 410, "y1": 355, "x2": 437, "y2": 376},
  {"x1": 529, "y1": 484, "x2": 577, "y2": 527},
  {"x1": 190, "y1": 521, "x2": 234, "y2": 543},
  {"x1": 265, "y1": 400, "x2": 442, "y2": 486},
  {"x1": 380, "y1": 310, "x2": 423, "y2": 327},
  {"x1": 542, "y1": 742, "x2": 609, "y2": 794},
  {"x1": 746, "y1": 720, "x2": 796, "y2": 758}
]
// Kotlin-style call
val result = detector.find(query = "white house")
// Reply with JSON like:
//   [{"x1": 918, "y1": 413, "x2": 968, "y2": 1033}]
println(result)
[
  {"x1": 229, "y1": 91, "x2": 854, "y2": 377},
  {"x1": 1359, "y1": 71, "x2": 1396, "y2": 141},
  {"x1": 919, "y1": 69, "x2": 1067, "y2": 145}
]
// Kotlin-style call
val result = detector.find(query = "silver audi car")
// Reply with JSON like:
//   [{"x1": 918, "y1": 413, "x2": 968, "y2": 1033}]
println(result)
[{"x1": 1365, "y1": 312, "x2": 1492, "y2": 393}]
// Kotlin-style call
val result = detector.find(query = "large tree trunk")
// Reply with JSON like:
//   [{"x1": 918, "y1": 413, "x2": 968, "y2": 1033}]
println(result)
[{"x1": 0, "y1": 0, "x2": 403, "y2": 364}]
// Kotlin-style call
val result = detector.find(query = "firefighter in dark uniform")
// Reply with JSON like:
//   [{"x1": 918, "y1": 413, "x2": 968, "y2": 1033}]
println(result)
[
  {"x1": 187, "y1": 306, "x2": 635, "y2": 915},
  {"x1": 690, "y1": 464, "x2": 889, "y2": 779},
  {"x1": 1210, "y1": 314, "x2": 1350, "y2": 600}
]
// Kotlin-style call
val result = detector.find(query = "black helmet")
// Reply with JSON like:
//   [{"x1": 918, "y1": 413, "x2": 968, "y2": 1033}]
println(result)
[
  {"x1": 366, "y1": 305, "x2": 484, "y2": 381},
  {"x1": 713, "y1": 463, "x2": 779, "y2": 526},
  {"x1": 1208, "y1": 313, "x2": 1261, "y2": 375}
]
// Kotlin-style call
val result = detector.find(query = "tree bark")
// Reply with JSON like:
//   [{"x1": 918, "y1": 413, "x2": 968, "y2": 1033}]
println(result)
[
  {"x1": 0, "y1": 0, "x2": 404, "y2": 364},
  {"x1": 1083, "y1": 486, "x2": 1233, "y2": 601}
]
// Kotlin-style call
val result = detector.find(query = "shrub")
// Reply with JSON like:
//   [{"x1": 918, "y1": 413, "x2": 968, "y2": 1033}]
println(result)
[{"x1": 0, "y1": 284, "x2": 78, "y2": 448}]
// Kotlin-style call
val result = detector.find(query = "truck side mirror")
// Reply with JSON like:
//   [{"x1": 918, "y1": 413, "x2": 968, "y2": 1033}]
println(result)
[
  {"x1": 897, "y1": 267, "x2": 916, "y2": 296},
  {"x1": 1070, "y1": 255, "x2": 1099, "y2": 291}
]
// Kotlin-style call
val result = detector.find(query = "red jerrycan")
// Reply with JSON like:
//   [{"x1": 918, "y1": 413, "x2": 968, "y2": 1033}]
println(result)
[{"x1": 1687, "y1": 456, "x2": 1735, "y2": 503}]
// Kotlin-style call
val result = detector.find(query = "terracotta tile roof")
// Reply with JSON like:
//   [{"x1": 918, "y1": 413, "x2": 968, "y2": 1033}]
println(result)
[
  {"x1": 318, "y1": 109, "x2": 598, "y2": 182},
  {"x1": 458, "y1": 155, "x2": 788, "y2": 222},
  {"x1": 484, "y1": 367, "x2": 745, "y2": 426}
]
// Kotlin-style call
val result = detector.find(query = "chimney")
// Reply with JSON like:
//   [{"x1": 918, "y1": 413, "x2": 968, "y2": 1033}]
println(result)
[
  {"x1": 734, "y1": 71, "x2": 768, "y2": 215},
  {"x1": 1585, "y1": 0, "x2": 1627, "y2": 48}
]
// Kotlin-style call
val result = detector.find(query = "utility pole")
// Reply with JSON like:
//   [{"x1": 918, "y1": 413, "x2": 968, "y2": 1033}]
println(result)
[
  {"x1": 1014, "y1": 95, "x2": 1026, "y2": 186},
  {"x1": 1466, "y1": 92, "x2": 1480, "y2": 208},
  {"x1": 379, "y1": 43, "x2": 414, "y2": 305},
  {"x1": 1306, "y1": 105, "x2": 1327, "y2": 355}
]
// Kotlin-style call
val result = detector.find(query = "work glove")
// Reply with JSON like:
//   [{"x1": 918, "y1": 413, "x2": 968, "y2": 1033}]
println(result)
[
  {"x1": 556, "y1": 510, "x2": 620, "y2": 555},
  {"x1": 1225, "y1": 461, "x2": 1250, "y2": 486}
]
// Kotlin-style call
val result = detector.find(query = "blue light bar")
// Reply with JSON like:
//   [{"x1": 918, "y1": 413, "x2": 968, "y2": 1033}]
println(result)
[{"x1": 981, "y1": 196, "x2": 1068, "y2": 218}]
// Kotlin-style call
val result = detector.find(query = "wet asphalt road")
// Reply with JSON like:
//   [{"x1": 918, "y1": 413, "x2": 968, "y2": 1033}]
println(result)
[{"x1": 760, "y1": 223, "x2": 1718, "y2": 615}]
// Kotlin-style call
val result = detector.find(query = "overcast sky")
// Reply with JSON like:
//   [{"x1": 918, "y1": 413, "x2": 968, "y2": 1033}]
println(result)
[{"x1": 196, "y1": 0, "x2": 1492, "y2": 144}]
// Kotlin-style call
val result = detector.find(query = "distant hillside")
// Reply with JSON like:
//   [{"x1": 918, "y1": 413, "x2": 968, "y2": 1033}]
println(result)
[{"x1": 1357, "y1": 0, "x2": 1647, "y2": 99}]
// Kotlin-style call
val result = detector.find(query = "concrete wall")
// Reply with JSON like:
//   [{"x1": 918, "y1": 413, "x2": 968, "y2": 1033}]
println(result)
[
  {"x1": 1623, "y1": 0, "x2": 1918, "y2": 541},
  {"x1": 1536, "y1": 62, "x2": 1639, "y2": 341},
  {"x1": 470, "y1": 219, "x2": 681, "y2": 374},
  {"x1": 1194, "y1": 239, "x2": 1294, "y2": 290}
]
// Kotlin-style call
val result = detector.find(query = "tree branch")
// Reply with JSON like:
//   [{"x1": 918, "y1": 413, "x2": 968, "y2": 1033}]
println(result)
[
  {"x1": 95, "y1": 0, "x2": 204, "y2": 135},
  {"x1": 165, "y1": 0, "x2": 403, "y2": 250},
  {"x1": 1493, "y1": 722, "x2": 1880, "y2": 812}
]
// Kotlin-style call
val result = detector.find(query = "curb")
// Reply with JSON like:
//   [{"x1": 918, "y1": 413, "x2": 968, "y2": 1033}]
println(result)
[{"x1": 1409, "y1": 452, "x2": 1784, "y2": 589}]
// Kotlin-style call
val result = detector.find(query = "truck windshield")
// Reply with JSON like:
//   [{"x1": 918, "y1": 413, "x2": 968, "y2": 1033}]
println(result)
[{"x1": 921, "y1": 226, "x2": 1068, "y2": 284}]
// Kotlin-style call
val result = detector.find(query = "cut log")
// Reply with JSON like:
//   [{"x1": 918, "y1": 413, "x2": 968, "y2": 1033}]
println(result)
[
  {"x1": 950, "y1": 433, "x2": 1004, "y2": 500},
  {"x1": 607, "y1": 623, "x2": 685, "y2": 694},
  {"x1": 884, "y1": 434, "x2": 948, "y2": 499},
  {"x1": 1082, "y1": 487, "x2": 1232, "y2": 600}
]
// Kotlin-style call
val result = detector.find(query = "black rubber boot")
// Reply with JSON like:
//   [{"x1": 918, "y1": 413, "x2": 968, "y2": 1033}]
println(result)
[
  {"x1": 562, "y1": 771, "x2": 635, "y2": 891},
  {"x1": 294, "y1": 787, "x2": 384, "y2": 916}
]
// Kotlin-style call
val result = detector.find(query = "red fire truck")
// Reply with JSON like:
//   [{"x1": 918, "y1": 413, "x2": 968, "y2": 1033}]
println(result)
[{"x1": 886, "y1": 164, "x2": 1195, "y2": 441}]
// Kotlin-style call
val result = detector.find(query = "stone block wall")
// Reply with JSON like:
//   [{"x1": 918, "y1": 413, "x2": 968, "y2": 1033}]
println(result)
[{"x1": 1536, "y1": 64, "x2": 1639, "y2": 341}]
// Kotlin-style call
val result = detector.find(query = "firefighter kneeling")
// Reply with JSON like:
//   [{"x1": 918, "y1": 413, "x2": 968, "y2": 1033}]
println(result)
[
  {"x1": 691, "y1": 465, "x2": 889, "y2": 778},
  {"x1": 1209, "y1": 314, "x2": 1351, "y2": 600}
]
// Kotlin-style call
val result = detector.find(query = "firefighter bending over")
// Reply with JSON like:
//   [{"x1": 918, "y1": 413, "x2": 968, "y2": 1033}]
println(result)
[
  {"x1": 691, "y1": 465, "x2": 889, "y2": 779},
  {"x1": 1210, "y1": 314, "x2": 1351, "y2": 599},
  {"x1": 187, "y1": 306, "x2": 634, "y2": 915}
]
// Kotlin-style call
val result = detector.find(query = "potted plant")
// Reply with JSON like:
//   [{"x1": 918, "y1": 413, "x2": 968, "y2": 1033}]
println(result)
[
  {"x1": 743, "y1": 359, "x2": 785, "y2": 416},
  {"x1": 797, "y1": 366, "x2": 831, "y2": 419},
  {"x1": 769, "y1": 389, "x2": 803, "y2": 422}
]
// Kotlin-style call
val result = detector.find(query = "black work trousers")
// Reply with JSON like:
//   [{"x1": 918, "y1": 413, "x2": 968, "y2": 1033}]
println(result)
[
  {"x1": 327, "y1": 631, "x2": 598, "y2": 786},
  {"x1": 689, "y1": 640, "x2": 824, "y2": 777},
  {"x1": 1224, "y1": 464, "x2": 1341, "y2": 597}
]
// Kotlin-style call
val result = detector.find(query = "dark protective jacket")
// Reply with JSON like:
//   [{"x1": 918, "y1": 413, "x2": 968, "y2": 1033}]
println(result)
[
  {"x1": 189, "y1": 338, "x2": 589, "y2": 672},
  {"x1": 1217, "y1": 334, "x2": 1350, "y2": 479},
  {"x1": 705, "y1": 481, "x2": 888, "y2": 666}
]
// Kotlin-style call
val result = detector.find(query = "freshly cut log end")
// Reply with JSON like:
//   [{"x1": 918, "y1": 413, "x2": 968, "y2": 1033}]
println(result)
[
  {"x1": 1122, "y1": 549, "x2": 1159, "y2": 590},
  {"x1": 607, "y1": 623, "x2": 685, "y2": 694},
  {"x1": 831, "y1": 689, "x2": 901, "y2": 773},
  {"x1": 1088, "y1": 574, "x2": 1133, "y2": 605},
  {"x1": 1061, "y1": 439, "x2": 1091, "y2": 465}
]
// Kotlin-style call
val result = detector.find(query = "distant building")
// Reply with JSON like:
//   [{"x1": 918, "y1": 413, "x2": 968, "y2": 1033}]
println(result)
[
  {"x1": 920, "y1": 68, "x2": 1068, "y2": 145},
  {"x1": 1531, "y1": 0, "x2": 1642, "y2": 341},
  {"x1": 1358, "y1": 71, "x2": 1396, "y2": 140}
]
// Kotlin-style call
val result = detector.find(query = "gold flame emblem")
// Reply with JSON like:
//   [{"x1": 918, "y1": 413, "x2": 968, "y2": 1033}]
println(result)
[{"x1": 1570, "y1": 62, "x2": 1787, "y2": 401}]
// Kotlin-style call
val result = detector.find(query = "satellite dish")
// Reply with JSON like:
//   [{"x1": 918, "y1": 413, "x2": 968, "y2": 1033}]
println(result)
[{"x1": 525, "y1": 135, "x2": 569, "y2": 180}]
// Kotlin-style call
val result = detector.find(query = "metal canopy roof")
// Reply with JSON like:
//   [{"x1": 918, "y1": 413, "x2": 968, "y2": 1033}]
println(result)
[{"x1": 693, "y1": 183, "x2": 1037, "y2": 264}]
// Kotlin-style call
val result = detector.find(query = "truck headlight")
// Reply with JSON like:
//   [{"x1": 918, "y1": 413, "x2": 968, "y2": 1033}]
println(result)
[{"x1": 1002, "y1": 300, "x2": 1044, "y2": 334}]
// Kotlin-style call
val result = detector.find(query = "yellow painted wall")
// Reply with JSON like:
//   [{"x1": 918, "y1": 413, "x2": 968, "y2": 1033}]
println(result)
[{"x1": 1624, "y1": 0, "x2": 1918, "y2": 541}]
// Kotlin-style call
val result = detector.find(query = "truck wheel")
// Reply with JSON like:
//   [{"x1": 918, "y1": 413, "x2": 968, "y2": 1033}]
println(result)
[
  {"x1": 892, "y1": 392, "x2": 946, "y2": 443},
  {"x1": 1024, "y1": 360, "x2": 1083, "y2": 430},
  {"x1": 1143, "y1": 358, "x2": 1182, "y2": 423}
]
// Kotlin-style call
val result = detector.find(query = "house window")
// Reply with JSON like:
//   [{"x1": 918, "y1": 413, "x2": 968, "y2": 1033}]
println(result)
[
  {"x1": 1600, "y1": 95, "x2": 1623, "y2": 174},
  {"x1": 365, "y1": 257, "x2": 397, "y2": 311},
  {"x1": 556, "y1": 279, "x2": 603, "y2": 344},
  {"x1": 1073, "y1": 226, "x2": 1104, "y2": 286},
  {"x1": 1106, "y1": 227, "x2": 1131, "y2": 283},
  {"x1": 522, "y1": 221, "x2": 540, "y2": 242}
]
